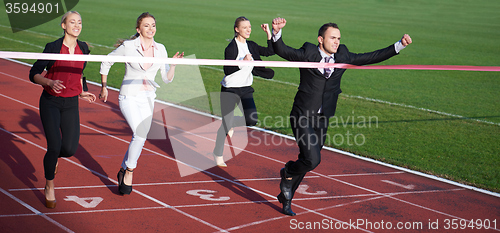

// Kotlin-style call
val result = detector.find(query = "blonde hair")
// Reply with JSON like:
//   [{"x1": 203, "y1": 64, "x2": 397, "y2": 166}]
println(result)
[
  {"x1": 61, "y1": 11, "x2": 81, "y2": 25},
  {"x1": 60, "y1": 11, "x2": 81, "y2": 35}
]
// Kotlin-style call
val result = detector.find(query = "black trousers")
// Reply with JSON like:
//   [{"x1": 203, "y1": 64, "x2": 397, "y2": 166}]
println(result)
[
  {"x1": 213, "y1": 86, "x2": 258, "y2": 156},
  {"x1": 39, "y1": 91, "x2": 80, "y2": 180},
  {"x1": 284, "y1": 108, "x2": 330, "y2": 199}
]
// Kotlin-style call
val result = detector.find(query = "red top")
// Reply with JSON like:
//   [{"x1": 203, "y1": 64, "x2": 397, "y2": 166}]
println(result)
[{"x1": 44, "y1": 44, "x2": 85, "y2": 97}]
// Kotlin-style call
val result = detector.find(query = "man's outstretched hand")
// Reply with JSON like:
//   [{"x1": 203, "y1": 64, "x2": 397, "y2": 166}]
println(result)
[
  {"x1": 401, "y1": 34, "x2": 412, "y2": 46},
  {"x1": 272, "y1": 17, "x2": 287, "y2": 34}
]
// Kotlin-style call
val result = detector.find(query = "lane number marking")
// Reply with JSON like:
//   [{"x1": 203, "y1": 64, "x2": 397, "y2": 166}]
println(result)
[
  {"x1": 64, "y1": 195, "x2": 103, "y2": 208},
  {"x1": 381, "y1": 180, "x2": 415, "y2": 190},
  {"x1": 186, "y1": 189, "x2": 230, "y2": 201},
  {"x1": 296, "y1": 184, "x2": 327, "y2": 195}
]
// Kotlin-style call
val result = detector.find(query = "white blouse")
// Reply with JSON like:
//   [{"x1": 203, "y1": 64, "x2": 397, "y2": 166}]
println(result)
[
  {"x1": 100, "y1": 37, "x2": 172, "y2": 96},
  {"x1": 220, "y1": 39, "x2": 254, "y2": 88}
]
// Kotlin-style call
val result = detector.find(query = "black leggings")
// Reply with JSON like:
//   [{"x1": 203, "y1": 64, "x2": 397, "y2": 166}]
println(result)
[
  {"x1": 213, "y1": 86, "x2": 257, "y2": 156},
  {"x1": 39, "y1": 91, "x2": 80, "y2": 180}
]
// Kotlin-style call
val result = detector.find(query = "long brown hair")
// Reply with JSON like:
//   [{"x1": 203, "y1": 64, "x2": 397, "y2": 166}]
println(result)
[{"x1": 114, "y1": 12, "x2": 156, "y2": 47}]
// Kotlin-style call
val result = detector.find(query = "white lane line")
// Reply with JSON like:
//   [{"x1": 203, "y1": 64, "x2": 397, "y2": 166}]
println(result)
[
  {"x1": 0, "y1": 189, "x2": 75, "y2": 233},
  {"x1": 0, "y1": 35, "x2": 44, "y2": 50},
  {"x1": 224, "y1": 188, "x2": 481, "y2": 232},
  {"x1": 392, "y1": 196, "x2": 500, "y2": 232},
  {"x1": 9, "y1": 180, "x2": 227, "y2": 191},
  {"x1": 0, "y1": 188, "x2": 467, "y2": 218},
  {"x1": 0, "y1": 24, "x2": 115, "y2": 50},
  {"x1": 223, "y1": 195, "x2": 387, "y2": 232},
  {"x1": 236, "y1": 171, "x2": 405, "y2": 182},
  {"x1": 382, "y1": 180, "x2": 416, "y2": 190},
  {"x1": 0, "y1": 206, "x2": 167, "y2": 218},
  {"x1": 9, "y1": 171, "x2": 404, "y2": 192},
  {"x1": 303, "y1": 169, "x2": 500, "y2": 231},
  {"x1": 0, "y1": 134, "x2": 73, "y2": 232},
  {"x1": 343, "y1": 94, "x2": 500, "y2": 126},
  {"x1": 0, "y1": 70, "x2": 33, "y2": 81}
]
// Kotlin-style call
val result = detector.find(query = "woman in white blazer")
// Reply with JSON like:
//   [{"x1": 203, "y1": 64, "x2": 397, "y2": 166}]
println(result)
[{"x1": 99, "y1": 12, "x2": 183, "y2": 195}]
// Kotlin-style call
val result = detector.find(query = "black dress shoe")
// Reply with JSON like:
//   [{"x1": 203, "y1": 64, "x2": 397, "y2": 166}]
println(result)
[
  {"x1": 280, "y1": 168, "x2": 293, "y2": 200},
  {"x1": 277, "y1": 193, "x2": 296, "y2": 216}
]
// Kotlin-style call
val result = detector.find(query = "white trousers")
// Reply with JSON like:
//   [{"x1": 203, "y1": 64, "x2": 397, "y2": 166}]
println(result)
[{"x1": 119, "y1": 91, "x2": 156, "y2": 169}]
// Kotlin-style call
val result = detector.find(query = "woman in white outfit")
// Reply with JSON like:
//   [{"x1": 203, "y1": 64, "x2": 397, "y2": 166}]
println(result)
[{"x1": 99, "y1": 12, "x2": 184, "y2": 194}]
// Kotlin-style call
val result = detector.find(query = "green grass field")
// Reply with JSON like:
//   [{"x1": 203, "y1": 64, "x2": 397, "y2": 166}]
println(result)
[{"x1": 1, "y1": 0, "x2": 499, "y2": 192}]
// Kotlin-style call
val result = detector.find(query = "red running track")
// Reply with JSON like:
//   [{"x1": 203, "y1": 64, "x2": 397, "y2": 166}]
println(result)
[{"x1": 0, "y1": 58, "x2": 498, "y2": 232}]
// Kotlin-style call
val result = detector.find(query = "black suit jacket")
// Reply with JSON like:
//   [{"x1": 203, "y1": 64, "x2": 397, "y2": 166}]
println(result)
[
  {"x1": 29, "y1": 37, "x2": 90, "y2": 91},
  {"x1": 272, "y1": 37, "x2": 397, "y2": 118},
  {"x1": 224, "y1": 39, "x2": 275, "y2": 79}
]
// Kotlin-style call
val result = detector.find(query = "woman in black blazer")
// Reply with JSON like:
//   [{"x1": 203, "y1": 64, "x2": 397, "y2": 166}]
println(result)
[
  {"x1": 212, "y1": 16, "x2": 275, "y2": 167},
  {"x1": 29, "y1": 11, "x2": 96, "y2": 208}
]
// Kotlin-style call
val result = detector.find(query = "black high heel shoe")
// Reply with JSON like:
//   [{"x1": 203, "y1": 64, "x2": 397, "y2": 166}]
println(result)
[
  {"x1": 117, "y1": 168, "x2": 133, "y2": 195},
  {"x1": 277, "y1": 193, "x2": 296, "y2": 216}
]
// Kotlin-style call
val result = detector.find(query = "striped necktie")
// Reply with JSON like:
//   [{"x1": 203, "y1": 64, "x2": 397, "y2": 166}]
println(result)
[{"x1": 324, "y1": 56, "x2": 332, "y2": 78}]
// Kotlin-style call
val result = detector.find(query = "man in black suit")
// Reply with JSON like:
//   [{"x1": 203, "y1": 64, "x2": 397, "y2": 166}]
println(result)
[{"x1": 271, "y1": 17, "x2": 412, "y2": 216}]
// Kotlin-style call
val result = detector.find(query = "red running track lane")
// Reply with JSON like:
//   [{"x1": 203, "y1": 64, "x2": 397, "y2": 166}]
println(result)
[{"x1": 0, "y1": 58, "x2": 498, "y2": 232}]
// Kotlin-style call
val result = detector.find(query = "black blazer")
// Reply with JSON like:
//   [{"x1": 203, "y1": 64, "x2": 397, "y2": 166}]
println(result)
[
  {"x1": 272, "y1": 37, "x2": 398, "y2": 118},
  {"x1": 223, "y1": 39, "x2": 275, "y2": 79},
  {"x1": 29, "y1": 37, "x2": 90, "y2": 90}
]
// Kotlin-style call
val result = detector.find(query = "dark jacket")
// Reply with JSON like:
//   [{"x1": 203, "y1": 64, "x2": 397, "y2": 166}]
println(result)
[
  {"x1": 29, "y1": 37, "x2": 90, "y2": 91},
  {"x1": 223, "y1": 39, "x2": 275, "y2": 79},
  {"x1": 272, "y1": 37, "x2": 397, "y2": 117}
]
